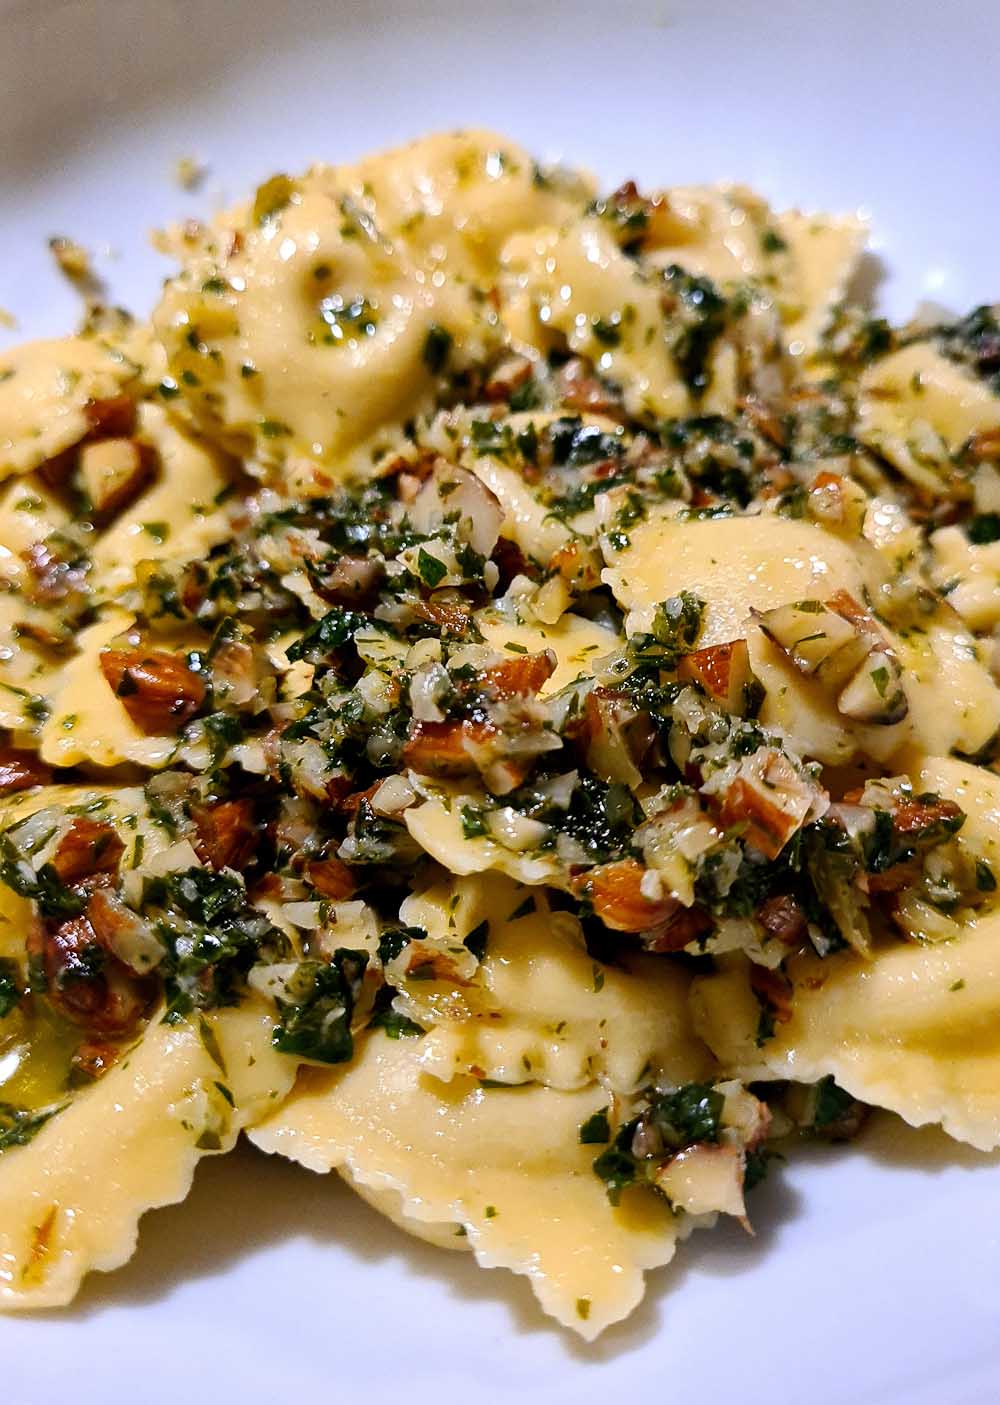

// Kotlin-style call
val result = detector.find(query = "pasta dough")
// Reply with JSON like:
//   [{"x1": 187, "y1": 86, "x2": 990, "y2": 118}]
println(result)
[
  {"x1": 690, "y1": 758, "x2": 1000, "y2": 1150},
  {"x1": 397, "y1": 872, "x2": 713, "y2": 1091},
  {"x1": 0, "y1": 997, "x2": 297, "y2": 1308},
  {"x1": 249, "y1": 1031, "x2": 683, "y2": 1340},
  {"x1": 0, "y1": 336, "x2": 139, "y2": 480},
  {"x1": 0, "y1": 128, "x2": 998, "y2": 1341}
]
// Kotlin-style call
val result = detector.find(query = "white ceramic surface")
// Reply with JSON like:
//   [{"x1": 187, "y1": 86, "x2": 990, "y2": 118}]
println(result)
[{"x1": 2, "y1": 1, "x2": 1000, "y2": 1400}]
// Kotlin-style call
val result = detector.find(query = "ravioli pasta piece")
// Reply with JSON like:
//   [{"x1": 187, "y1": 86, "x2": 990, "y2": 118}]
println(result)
[
  {"x1": 154, "y1": 131, "x2": 585, "y2": 481},
  {"x1": 0, "y1": 476, "x2": 78, "y2": 731},
  {"x1": 501, "y1": 220, "x2": 693, "y2": 420},
  {"x1": 603, "y1": 510, "x2": 874, "y2": 645},
  {"x1": 0, "y1": 997, "x2": 296, "y2": 1308},
  {"x1": 0, "y1": 602, "x2": 65, "y2": 735},
  {"x1": 405, "y1": 784, "x2": 565, "y2": 884},
  {"x1": 893, "y1": 616, "x2": 1000, "y2": 759},
  {"x1": 39, "y1": 609, "x2": 185, "y2": 769},
  {"x1": 342, "y1": 1174, "x2": 472, "y2": 1253},
  {"x1": 604, "y1": 509, "x2": 1000, "y2": 765},
  {"x1": 466, "y1": 409, "x2": 615, "y2": 563},
  {"x1": 0, "y1": 781, "x2": 298, "y2": 1306},
  {"x1": 633, "y1": 185, "x2": 862, "y2": 354},
  {"x1": 398, "y1": 873, "x2": 713, "y2": 1092},
  {"x1": 475, "y1": 604, "x2": 618, "y2": 695},
  {"x1": 0, "y1": 336, "x2": 139, "y2": 481},
  {"x1": 857, "y1": 342, "x2": 1000, "y2": 497},
  {"x1": 691, "y1": 758, "x2": 1000, "y2": 1151},
  {"x1": 929, "y1": 525, "x2": 1000, "y2": 632},
  {"x1": 776, "y1": 211, "x2": 866, "y2": 353},
  {"x1": 90, "y1": 403, "x2": 234, "y2": 598},
  {"x1": 471, "y1": 455, "x2": 575, "y2": 564},
  {"x1": 333, "y1": 129, "x2": 591, "y2": 276},
  {"x1": 249, "y1": 1031, "x2": 682, "y2": 1340},
  {"x1": 0, "y1": 474, "x2": 72, "y2": 589}
]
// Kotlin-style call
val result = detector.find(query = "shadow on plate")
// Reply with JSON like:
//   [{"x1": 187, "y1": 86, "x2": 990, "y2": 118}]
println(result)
[
  {"x1": 29, "y1": 1104, "x2": 999, "y2": 1354},
  {"x1": 37, "y1": 1129, "x2": 801, "y2": 1361}
]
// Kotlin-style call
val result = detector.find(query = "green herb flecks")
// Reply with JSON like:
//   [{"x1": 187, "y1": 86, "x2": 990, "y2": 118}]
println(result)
[{"x1": 271, "y1": 950, "x2": 369, "y2": 1064}]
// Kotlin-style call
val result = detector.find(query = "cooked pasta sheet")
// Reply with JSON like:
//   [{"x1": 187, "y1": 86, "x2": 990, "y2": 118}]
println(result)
[{"x1": 0, "y1": 129, "x2": 999, "y2": 1332}]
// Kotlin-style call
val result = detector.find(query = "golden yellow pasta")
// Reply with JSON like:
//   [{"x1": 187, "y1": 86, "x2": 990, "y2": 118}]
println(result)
[{"x1": 0, "y1": 129, "x2": 998, "y2": 1335}]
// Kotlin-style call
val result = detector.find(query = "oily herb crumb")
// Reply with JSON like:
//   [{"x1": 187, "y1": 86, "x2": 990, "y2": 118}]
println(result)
[
  {"x1": 578, "y1": 1107, "x2": 611, "y2": 1144},
  {"x1": 422, "y1": 324, "x2": 453, "y2": 373},
  {"x1": 463, "y1": 919, "x2": 489, "y2": 961},
  {"x1": 0, "y1": 1102, "x2": 64, "y2": 1153},
  {"x1": 416, "y1": 548, "x2": 447, "y2": 587},
  {"x1": 976, "y1": 860, "x2": 997, "y2": 892},
  {"x1": 271, "y1": 950, "x2": 369, "y2": 1064},
  {"x1": 0, "y1": 958, "x2": 21, "y2": 1018}
]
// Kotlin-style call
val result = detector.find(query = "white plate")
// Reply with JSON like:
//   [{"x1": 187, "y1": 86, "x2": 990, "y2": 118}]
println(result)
[{"x1": 2, "y1": 1, "x2": 1000, "y2": 1399}]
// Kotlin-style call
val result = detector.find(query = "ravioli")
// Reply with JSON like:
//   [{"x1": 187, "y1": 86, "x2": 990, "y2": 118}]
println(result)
[
  {"x1": 690, "y1": 758, "x2": 1000, "y2": 1151},
  {"x1": 0, "y1": 336, "x2": 139, "y2": 480},
  {"x1": 249, "y1": 1031, "x2": 683, "y2": 1340},
  {"x1": 603, "y1": 508, "x2": 1000, "y2": 766},
  {"x1": 154, "y1": 131, "x2": 588, "y2": 481},
  {"x1": 89, "y1": 403, "x2": 235, "y2": 598},
  {"x1": 602, "y1": 511, "x2": 875, "y2": 645},
  {"x1": 39, "y1": 609, "x2": 184, "y2": 769},
  {"x1": 0, "y1": 996, "x2": 296, "y2": 1308},
  {"x1": 396, "y1": 872, "x2": 713, "y2": 1091},
  {"x1": 501, "y1": 219, "x2": 694, "y2": 421},
  {"x1": 857, "y1": 342, "x2": 1000, "y2": 497},
  {"x1": 0, "y1": 129, "x2": 999, "y2": 1340}
]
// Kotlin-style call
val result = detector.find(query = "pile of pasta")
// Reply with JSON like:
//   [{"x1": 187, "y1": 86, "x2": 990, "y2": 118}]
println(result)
[{"x1": 0, "y1": 131, "x2": 999, "y2": 1337}]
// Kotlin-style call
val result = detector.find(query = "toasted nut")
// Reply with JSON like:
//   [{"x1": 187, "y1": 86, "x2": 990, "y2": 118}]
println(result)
[
  {"x1": 715, "y1": 751, "x2": 827, "y2": 860},
  {"x1": 749, "y1": 963, "x2": 794, "y2": 1024},
  {"x1": 403, "y1": 946, "x2": 471, "y2": 984},
  {"x1": 579, "y1": 687, "x2": 655, "y2": 789},
  {"x1": 477, "y1": 649, "x2": 556, "y2": 699},
  {"x1": 306, "y1": 854, "x2": 358, "y2": 900},
  {"x1": 738, "y1": 395, "x2": 786, "y2": 448},
  {"x1": 835, "y1": 646, "x2": 908, "y2": 724},
  {"x1": 825, "y1": 593, "x2": 908, "y2": 724},
  {"x1": 403, "y1": 719, "x2": 500, "y2": 778},
  {"x1": 84, "y1": 394, "x2": 136, "y2": 439},
  {"x1": 70, "y1": 1039, "x2": 124, "y2": 1081},
  {"x1": 79, "y1": 437, "x2": 155, "y2": 516},
  {"x1": 318, "y1": 555, "x2": 385, "y2": 607},
  {"x1": 892, "y1": 796, "x2": 964, "y2": 836},
  {"x1": 556, "y1": 357, "x2": 625, "y2": 417},
  {"x1": 756, "y1": 894, "x2": 808, "y2": 944},
  {"x1": 719, "y1": 777, "x2": 805, "y2": 861},
  {"x1": 655, "y1": 1142, "x2": 747, "y2": 1219},
  {"x1": 484, "y1": 354, "x2": 533, "y2": 403},
  {"x1": 0, "y1": 746, "x2": 52, "y2": 795},
  {"x1": 192, "y1": 798, "x2": 257, "y2": 871},
  {"x1": 572, "y1": 857, "x2": 681, "y2": 932},
  {"x1": 27, "y1": 913, "x2": 155, "y2": 1037},
  {"x1": 21, "y1": 539, "x2": 89, "y2": 605},
  {"x1": 99, "y1": 647, "x2": 206, "y2": 733},
  {"x1": 51, "y1": 819, "x2": 124, "y2": 884},
  {"x1": 967, "y1": 429, "x2": 1000, "y2": 463},
  {"x1": 643, "y1": 903, "x2": 713, "y2": 952},
  {"x1": 548, "y1": 538, "x2": 603, "y2": 591},
  {"x1": 677, "y1": 639, "x2": 758, "y2": 713},
  {"x1": 410, "y1": 597, "x2": 473, "y2": 636},
  {"x1": 807, "y1": 469, "x2": 868, "y2": 533},
  {"x1": 491, "y1": 536, "x2": 537, "y2": 591},
  {"x1": 754, "y1": 601, "x2": 867, "y2": 687}
]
